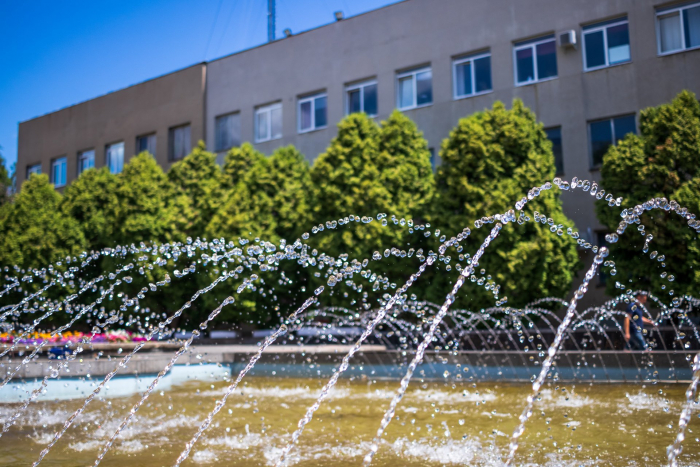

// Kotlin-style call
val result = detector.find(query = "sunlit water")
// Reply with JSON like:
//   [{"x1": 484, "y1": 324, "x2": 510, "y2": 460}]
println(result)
[{"x1": 2, "y1": 375, "x2": 699, "y2": 466}]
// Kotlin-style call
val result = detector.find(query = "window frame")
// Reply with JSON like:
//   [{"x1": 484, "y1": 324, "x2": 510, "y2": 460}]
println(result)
[
  {"x1": 396, "y1": 66, "x2": 433, "y2": 110},
  {"x1": 587, "y1": 113, "x2": 636, "y2": 169},
  {"x1": 169, "y1": 123, "x2": 191, "y2": 161},
  {"x1": 297, "y1": 93, "x2": 328, "y2": 134},
  {"x1": 656, "y1": 2, "x2": 700, "y2": 55},
  {"x1": 544, "y1": 126, "x2": 564, "y2": 176},
  {"x1": 582, "y1": 17, "x2": 631, "y2": 71},
  {"x1": 77, "y1": 149, "x2": 95, "y2": 175},
  {"x1": 254, "y1": 103, "x2": 283, "y2": 143},
  {"x1": 345, "y1": 80, "x2": 378, "y2": 117},
  {"x1": 214, "y1": 112, "x2": 241, "y2": 151},
  {"x1": 105, "y1": 141, "x2": 125, "y2": 174},
  {"x1": 51, "y1": 156, "x2": 67, "y2": 188},
  {"x1": 452, "y1": 52, "x2": 492, "y2": 100},
  {"x1": 136, "y1": 133, "x2": 157, "y2": 156},
  {"x1": 513, "y1": 34, "x2": 558, "y2": 86},
  {"x1": 26, "y1": 163, "x2": 41, "y2": 179}
]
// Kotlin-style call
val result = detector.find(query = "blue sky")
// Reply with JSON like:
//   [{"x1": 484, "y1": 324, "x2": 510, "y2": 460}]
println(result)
[{"x1": 0, "y1": 0, "x2": 400, "y2": 172}]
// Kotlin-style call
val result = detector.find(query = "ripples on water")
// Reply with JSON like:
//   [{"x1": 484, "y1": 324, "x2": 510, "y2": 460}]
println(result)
[{"x1": 1, "y1": 375, "x2": 698, "y2": 466}]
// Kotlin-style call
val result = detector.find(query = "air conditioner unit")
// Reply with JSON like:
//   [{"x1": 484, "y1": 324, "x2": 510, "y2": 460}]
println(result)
[{"x1": 559, "y1": 30, "x2": 577, "y2": 48}]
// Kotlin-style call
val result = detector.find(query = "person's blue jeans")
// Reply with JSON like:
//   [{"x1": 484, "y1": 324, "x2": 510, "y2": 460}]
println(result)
[{"x1": 626, "y1": 331, "x2": 647, "y2": 350}]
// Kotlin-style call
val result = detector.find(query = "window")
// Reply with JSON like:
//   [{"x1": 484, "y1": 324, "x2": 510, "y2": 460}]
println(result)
[
  {"x1": 106, "y1": 142, "x2": 124, "y2": 174},
  {"x1": 26, "y1": 163, "x2": 41, "y2": 179},
  {"x1": 589, "y1": 114, "x2": 636, "y2": 167},
  {"x1": 656, "y1": 2, "x2": 700, "y2": 54},
  {"x1": 453, "y1": 52, "x2": 492, "y2": 99},
  {"x1": 583, "y1": 17, "x2": 631, "y2": 70},
  {"x1": 346, "y1": 81, "x2": 378, "y2": 116},
  {"x1": 216, "y1": 112, "x2": 242, "y2": 150},
  {"x1": 545, "y1": 127, "x2": 564, "y2": 175},
  {"x1": 169, "y1": 124, "x2": 191, "y2": 161},
  {"x1": 78, "y1": 149, "x2": 95, "y2": 175},
  {"x1": 51, "y1": 157, "x2": 67, "y2": 187},
  {"x1": 254, "y1": 104, "x2": 282, "y2": 143},
  {"x1": 298, "y1": 93, "x2": 327, "y2": 133},
  {"x1": 397, "y1": 67, "x2": 432, "y2": 110},
  {"x1": 136, "y1": 134, "x2": 157, "y2": 155},
  {"x1": 514, "y1": 34, "x2": 558, "y2": 85}
]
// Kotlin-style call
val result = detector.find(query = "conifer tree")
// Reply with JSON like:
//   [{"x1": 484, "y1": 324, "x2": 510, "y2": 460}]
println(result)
[
  {"x1": 61, "y1": 167, "x2": 120, "y2": 250},
  {"x1": 221, "y1": 142, "x2": 264, "y2": 191},
  {"x1": 0, "y1": 173, "x2": 85, "y2": 270},
  {"x1": 168, "y1": 142, "x2": 224, "y2": 240},
  {"x1": 431, "y1": 100, "x2": 579, "y2": 309},
  {"x1": 597, "y1": 90, "x2": 700, "y2": 298},
  {"x1": 112, "y1": 152, "x2": 177, "y2": 246}
]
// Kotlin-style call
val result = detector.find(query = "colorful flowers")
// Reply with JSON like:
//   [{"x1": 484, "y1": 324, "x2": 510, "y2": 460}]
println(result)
[{"x1": 0, "y1": 330, "x2": 147, "y2": 345}]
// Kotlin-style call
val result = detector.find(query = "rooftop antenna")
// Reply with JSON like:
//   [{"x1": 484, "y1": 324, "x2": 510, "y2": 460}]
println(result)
[{"x1": 268, "y1": 0, "x2": 276, "y2": 42}]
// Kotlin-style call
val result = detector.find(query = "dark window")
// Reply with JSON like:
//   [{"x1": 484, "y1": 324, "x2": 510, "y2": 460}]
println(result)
[
  {"x1": 536, "y1": 40, "x2": 558, "y2": 79},
  {"x1": 454, "y1": 53, "x2": 492, "y2": 98},
  {"x1": 215, "y1": 113, "x2": 241, "y2": 151},
  {"x1": 514, "y1": 35, "x2": 557, "y2": 84},
  {"x1": 136, "y1": 133, "x2": 156, "y2": 155},
  {"x1": 589, "y1": 114, "x2": 636, "y2": 167},
  {"x1": 516, "y1": 47, "x2": 535, "y2": 83},
  {"x1": 545, "y1": 127, "x2": 564, "y2": 175},
  {"x1": 584, "y1": 30, "x2": 606, "y2": 68},
  {"x1": 314, "y1": 96, "x2": 327, "y2": 128},
  {"x1": 169, "y1": 124, "x2": 191, "y2": 161},
  {"x1": 346, "y1": 82, "x2": 377, "y2": 116},
  {"x1": 584, "y1": 18, "x2": 630, "y2": 70},
  {"x1": 416, "y1": 70, "x2": 432, "y2": 106}
]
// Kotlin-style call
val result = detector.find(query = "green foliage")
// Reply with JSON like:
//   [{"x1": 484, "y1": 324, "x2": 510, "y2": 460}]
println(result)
[
  {"x1": 0, "y1": 174, "x2": 85, "y2": 270},
  {"x1": 60, "y1": 167, "x2": 119, "y2": 250},
  {"x1": 222, "y1": 142, "x2": 264, "y2": 191},
  {"x1": 311, "y1": 112, "x2": 434, "y2": 261},
  {"x1": 112, "y1": 152, "x2": 177, "y2": 246},
  {"x1": 0, "y1": 149, "x2": 11, "y2": 205},
  {"x1": 168, "y1": 142, "x2": 224, "y2": 240},
  {"x1": 432, "y1": 100, "x2": 579, "y2": 309},
  {"x1": 209, "y1": 146, "x2": 313, "y2": 242},
  {"x1": 204, "y1": 146, "x2": 315, "y2": 326},
  {"x1": 597, "y1": 90, "x2": 700, "y2": 297}
]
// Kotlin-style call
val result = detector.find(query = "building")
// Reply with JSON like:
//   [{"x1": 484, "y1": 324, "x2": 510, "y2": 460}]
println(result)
[
  {"x1": 17, "y1": 63, "x2": 207, "y2": 188},
  {"x1": 16, "y1": 0, "x2": 700, "y2": 243}
]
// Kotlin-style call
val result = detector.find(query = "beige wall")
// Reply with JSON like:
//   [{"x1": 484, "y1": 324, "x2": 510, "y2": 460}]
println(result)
[
  {"x1": 17, "y1": 63, "x2": 207, "y2": 186},
  {"x1": 205, "y1": 0, "x2": 700, "y2": 239}
]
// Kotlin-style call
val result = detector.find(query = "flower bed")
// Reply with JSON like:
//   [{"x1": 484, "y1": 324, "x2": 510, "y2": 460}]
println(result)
[{"x1": 0, "y1": 330, "x2": 148, "y2": 345}]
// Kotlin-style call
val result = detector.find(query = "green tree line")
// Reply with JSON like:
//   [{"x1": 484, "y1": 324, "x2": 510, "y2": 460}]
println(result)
[{"x1": 3, "y1": 92, "x2": 695, "y2": 329}]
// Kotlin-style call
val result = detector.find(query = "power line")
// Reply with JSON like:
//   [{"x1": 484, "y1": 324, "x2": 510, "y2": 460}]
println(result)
[{"x1": 203, "y1": 0, "x2": 225, "y2": 60}]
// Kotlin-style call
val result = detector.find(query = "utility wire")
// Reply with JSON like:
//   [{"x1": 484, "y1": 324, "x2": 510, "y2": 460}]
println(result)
[{"x1": 203, "y1": 0, "x2": 225, "y2": 61}]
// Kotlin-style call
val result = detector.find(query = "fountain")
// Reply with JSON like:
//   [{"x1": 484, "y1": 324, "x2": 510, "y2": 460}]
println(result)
[{"x1": 0, "y1": 176, "x2": 699, "y2": 466}]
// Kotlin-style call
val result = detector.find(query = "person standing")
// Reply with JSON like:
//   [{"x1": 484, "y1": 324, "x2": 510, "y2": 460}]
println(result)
[{"x1": 624, "y1": 292, "x2": 654, "y2": 350}]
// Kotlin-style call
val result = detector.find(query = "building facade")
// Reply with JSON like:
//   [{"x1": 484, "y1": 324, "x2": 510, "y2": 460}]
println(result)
[
  {"x1": 16, "y1": 0, "x2": 700, "y2": 241},
  {"x1": 17, "y1": 63, "x2": 207, "y2": 187}
]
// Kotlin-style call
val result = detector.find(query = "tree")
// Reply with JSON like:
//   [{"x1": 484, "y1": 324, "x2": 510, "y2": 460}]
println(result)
[
  {"x1": 204, "y1": 146, "x2": 314, "y2": 327},
  {"x1": 0, "y1": 147, "x2": 12, "y2": 205},
  {"x1": 221, "y1": 142, "x2": 264, "y2": 191},
  {"x1": 168, "y1": 142, "x2": 224, "y2": 240},
  {"x1": 60, "y1": 167, "x2": 120, "y2": 250},
  {"x1": 112, "y1": 152, "x2": 177, "y2": 246},
  {"x1": 311, "y1": 112, "x2": 434, "y2": 261},
  {"x1": 0, "y1": 173, "x2": 85, "y2": 270},
  {"x1": 377, "y1": 110, "x2": 435, "y2": 215},
  {"x1": 431, "y1": 99, "x2": 579, "y2": 309},
  {"x1": 597, "y1": 90, "x2": 700, "y2": 298}
]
